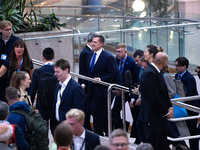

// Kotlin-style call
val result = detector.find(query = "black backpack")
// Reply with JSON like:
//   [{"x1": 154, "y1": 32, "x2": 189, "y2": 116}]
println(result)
[
  {"x1": 11, "y1": 108, "x2": 49, "y2": 150},
  {"x1": 36, "y1": 69, "x2": 58, "y2": 107}
]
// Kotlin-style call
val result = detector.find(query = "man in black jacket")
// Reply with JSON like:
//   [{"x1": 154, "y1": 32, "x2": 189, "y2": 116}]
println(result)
[{"x1": 139, "y1": 52, "x2": 173, "y2": 150}]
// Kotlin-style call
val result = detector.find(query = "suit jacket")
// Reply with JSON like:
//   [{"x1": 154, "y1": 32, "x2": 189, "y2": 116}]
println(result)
[
  {"x1": 175, "y1": 70, "x2": 199, "y2": 107},
  {"x1": 29, "y1": 64, "x2": 56, "y2": 103},
  {"x1": 85, "y1": 130, "x2": 100, "y2": 150},
  {"x1": 139, "y1": 64, "x2": 172, "y2": 123},
  {"x1": 53, "y1": 78, "x2": 85, "y2": 122},
  {"x1": 116, "y1": 55, "x2": 139, "y2": 85},
  {"x1": 79, "y1": 45, "x2": 91, "y2": 84},
  {"x1": 85, "y1": 50, "x2": 122, "y2": 98}
]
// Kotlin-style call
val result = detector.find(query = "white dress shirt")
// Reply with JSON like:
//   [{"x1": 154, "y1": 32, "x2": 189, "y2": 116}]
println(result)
[{"x1": 55, "y1": 75, "x2": 71, "y2": 121}]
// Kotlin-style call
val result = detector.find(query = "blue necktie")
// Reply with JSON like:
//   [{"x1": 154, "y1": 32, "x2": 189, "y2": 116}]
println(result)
[{"x1": 90, "y1": 53, "x2": 96, "y2": 72}]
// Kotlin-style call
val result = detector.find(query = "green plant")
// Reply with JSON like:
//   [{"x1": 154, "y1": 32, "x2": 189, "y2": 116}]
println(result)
[
  {"x1": 0, "y1": 0, "x2": 66, "y2": 33},
  {"x1": 0, "y1": 0, "x2": 23, "y2": 32},
  {"x1": 38, "y1": 13, "x2": 66, "y2": 31}
]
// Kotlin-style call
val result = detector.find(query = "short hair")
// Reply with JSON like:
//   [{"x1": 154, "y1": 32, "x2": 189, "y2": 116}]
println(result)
[
  {"x1": 66, "y1": 108, "x2": 85, "y2": 122},
  {"x1": 136, "y1": 143, "x2": 153, "y2": 150},
  {"x1": 0, "y1": 20, "x2": 12, "y2": 29},
  {"x1": 175, "y1": 57, "x2": 189, "y2": 68},
  {"x1": 43, "y1": 47, "x2": 54, "y2": 60},
  {"x1": 133, "y1": 49, "x2": 144, "y2": 58},
  {"x1": 88, "y1": 32, "x2": 99, "y2": 42},
  {"x1": 10, "y1": 71, "x2": 28, "y2": 89},
  {"x1": 54, "y1": 59, "x2": 70, "y2": 72},
  {"x1": 54, "y1": 121, "x2": 73, "y2": 147},
  {"x1": 93, "y1": 35, "x2": 105, "y2": 43},
  {"x1": 5, "y1": 86, "x2": 20, "y2": 101},
  {"x1": 110, "y1": 129, "x2": 128, "y2": 143},
  {"x1": 94, "y1": 145, "x2": 110, "y2": 150},
  {"x1": 146, "y1": 44, "x2": 164, "y2": 58},
  {"x1": 0, "y1": 101, "x2": 9, "y2": 120},
  {"x1": 0, "y1": 124, "x2": 13, "y2": 142},
  {"x1": 141, "y1": 56, "x2": 149, "y2": 64},
  {"x1": 116, "y1": 43, "x2": 127, "y2": 49}
]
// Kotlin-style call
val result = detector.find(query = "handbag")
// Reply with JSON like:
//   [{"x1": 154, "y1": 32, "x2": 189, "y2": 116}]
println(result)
[{"x1": 173, "y1": 93, "x2": 188, "y2": 118}]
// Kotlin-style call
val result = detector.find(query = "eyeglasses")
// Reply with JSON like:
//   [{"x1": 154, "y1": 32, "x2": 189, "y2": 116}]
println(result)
[
  {"x1": 3, "y1": 28, "x2": 12, "y2": 31},
  {"x1": 111, "y1": 143, "x2": 129, "y2": 147}
]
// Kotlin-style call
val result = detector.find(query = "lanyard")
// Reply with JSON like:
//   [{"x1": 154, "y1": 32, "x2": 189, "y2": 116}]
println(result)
[
  {"x1": 17, "y1": 58, "x2": 23, "y2": 72},
  {"x1": 71, "y1": 139, "x2": 85, "y2": 150}
]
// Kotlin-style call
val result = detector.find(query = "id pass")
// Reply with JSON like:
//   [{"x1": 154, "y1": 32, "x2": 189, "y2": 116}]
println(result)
[{"x1": 1, "y1": 54, "x2": 7, "y2": 60}]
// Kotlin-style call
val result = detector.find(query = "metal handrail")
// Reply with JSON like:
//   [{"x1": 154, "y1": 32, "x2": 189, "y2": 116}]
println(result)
[
  {"x1": 32, "y1": 59, "x2": 132, "y2": 92},
  {"x1": 32, "y1": 5, "x2": 198, "y2": 22},
  {"x1": 22, "y1": 22, "x2": 200, "y2": 41},
  {"x1": 32, "y1": 59, "x2": 200, "y2": 140}
]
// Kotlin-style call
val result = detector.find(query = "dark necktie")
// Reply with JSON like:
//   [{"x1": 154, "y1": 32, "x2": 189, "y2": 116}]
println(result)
[
  {"x1": 90, "y1": 53, "x2": 96, "y2": 72},
  {"x1": 120, "y1": 60, "x2": 124, "y2": 72}
]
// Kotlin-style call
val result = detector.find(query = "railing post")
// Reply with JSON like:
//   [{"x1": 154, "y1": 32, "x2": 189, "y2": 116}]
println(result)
[
  {"x1": 121, "y1": 90, "x2": 126, "y2": 130},
  {"x1": 107, "y1": 84, "x2": 115, "y2": 139}
]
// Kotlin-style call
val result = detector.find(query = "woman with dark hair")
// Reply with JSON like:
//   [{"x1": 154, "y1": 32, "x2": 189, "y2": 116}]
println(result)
[
  {"x1": 144, "y1": 44, "x2": 164, "y2": 63},
  {"x1": 0, "y1": 39, "x2": 34, "y2": 83},
  {"x1": 10, "y1": 71, "x2": 32, "y2": 106}
]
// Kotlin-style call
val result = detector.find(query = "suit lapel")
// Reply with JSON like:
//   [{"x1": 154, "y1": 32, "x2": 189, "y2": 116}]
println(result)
[
  {"x1": 61, "y1": 78, "x2": 72, "y2": 102},
  {"x1": 92, "y1": 50, "x2": 104, "y2": 72}
]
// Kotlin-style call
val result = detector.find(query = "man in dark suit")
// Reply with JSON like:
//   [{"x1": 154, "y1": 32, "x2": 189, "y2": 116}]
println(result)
[
  {"x1": 78, "y1": 32, "x2": 98, "y2": 85},
  {"x1": 0, "y1": 20, "x2": 19, "y2": 101},
  {"x1": 29, "y1": 47, "x2": 57, "y2": 127},
  {"x1": 78, "y1": 32, "x2": 98, "y2": 131},
  {"x1": 175, "y1": 57, "x2": 199, "y2": 150},
  {"x1": 50, "y1": 59, "x2": 85, "y2": 134},
  {"x1": 66, "y1": 108, "x2": 100, "y2": 150},
  {"x1": 112, "y1": 43, "x2": 140, "y2": 142},
  {"x1": 139, "y1": 52, "x2": 173, "y2": 150},
  {"x1": 84, "y1": 35, "x2": 122, "y2": 136}
]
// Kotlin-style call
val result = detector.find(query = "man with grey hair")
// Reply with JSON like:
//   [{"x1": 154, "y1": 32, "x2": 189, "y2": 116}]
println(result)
[
  {"x1": 79, "y1": 32, "x2": 98, "y2": 131},
  {"x1": 110, "y1": 129, "x2": 129, "y2": 150},
  {"x1": 0, "y1": 101, "x2": 9, "y2": 121},
  {"x1": 0, "y1": 123, "x2": 13, "y2": 150},
  {"x1": 66, "y1": 108, "x2": 100, "y2": 150},
  {"x1": 136, "y1": 143, "x2": 153, "y2": 150},
  {"x1": 0, "y1": 100, "x2": 29, "y2": 150},
  {"x1": 79, "y1": 32, "x2": 99, "y2": 86}
]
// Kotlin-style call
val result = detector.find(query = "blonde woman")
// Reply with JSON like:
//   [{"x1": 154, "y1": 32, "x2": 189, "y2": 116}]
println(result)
[{"x1": 10, "y1": 71, "x2": 32, "y2": 106}]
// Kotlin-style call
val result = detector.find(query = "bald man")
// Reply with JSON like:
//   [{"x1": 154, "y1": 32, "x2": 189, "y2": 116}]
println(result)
[
  {"x1": 138, "y1": 52, "x2": 173, "y2": 150},
  {"x1": 0, "y1": 123, "x2": 13, "y2": 150}
]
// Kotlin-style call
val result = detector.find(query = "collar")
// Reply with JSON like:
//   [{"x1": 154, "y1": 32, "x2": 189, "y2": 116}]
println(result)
[
  {"x1": 94, "y1": 48, "x2": 103, "y2": 56},
  {"x1": 0, "y1": 120, "x2": 9, "y2": 124},
  {"x1": 151, "y1": 62, "x2": 160, "y2": 73},
  {"x1": 59, "y1": 75, "x2": 71, "y2": 86},
  {"x1": 121, "y1": 55, "x2": 127, "y2": 63},
  {"x1": 73, "y1": 128, "x2": 85, "y2": 139},
  {"x1": 86, "y1": 44, "x2": 92, "y2": 50},
  {"x1": 180, "y1": 70, "x2": 187, "y2": 77},
  {"x1": 44, "y1": 62, "x2": 54, "y2": 65},
  {"x1": 19, "y1": 87, "x2": 27, "y2": 95}
]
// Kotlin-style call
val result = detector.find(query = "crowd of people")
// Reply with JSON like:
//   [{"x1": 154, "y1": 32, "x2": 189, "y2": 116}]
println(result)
[{"x1": 0, "y1": 19, "x2": 199, "y2": 150}]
